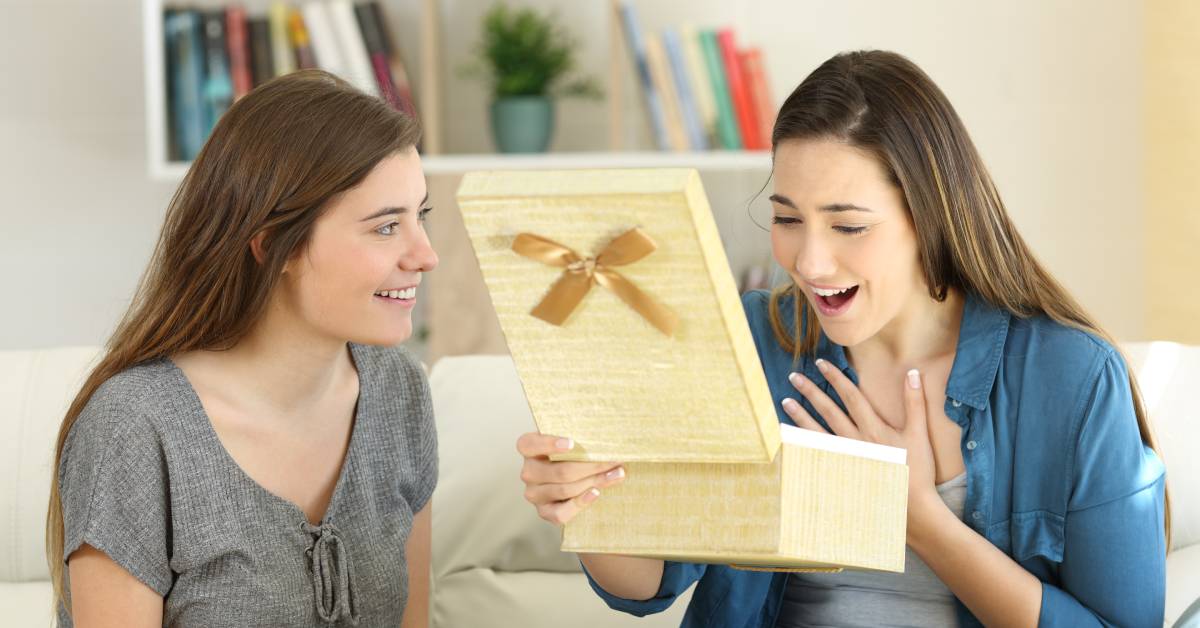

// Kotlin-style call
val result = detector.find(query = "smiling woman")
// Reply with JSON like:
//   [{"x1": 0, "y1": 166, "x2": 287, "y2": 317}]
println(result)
[
  {"x1": 522, "y1": 50, "x2": 1169, "y2": 628},
  {"x1": 45, "y1": 70, "x2": 438, "y2": 628}
]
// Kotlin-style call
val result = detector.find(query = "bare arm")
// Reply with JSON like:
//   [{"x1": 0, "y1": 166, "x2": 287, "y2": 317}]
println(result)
[
  {"x1": 578, "y1": 553, "x2": 664, "y2": 601},
  {"x1": 66, "y1": 544, "x2": 163, "y2": 628},
  {"x1": 401, "y1": 502, "x2": 432, "y2": 628},
  {"x1": 908, "y1": 498, "x2": 1041, "y2": 627}
]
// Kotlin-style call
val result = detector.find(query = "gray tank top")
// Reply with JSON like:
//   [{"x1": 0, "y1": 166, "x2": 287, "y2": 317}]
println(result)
[
  {"x1": 775, "y1": 472, "x2": 968, "y2": 628},
  {"x1": 56, "y1": 343, "x2": 437, "y2": 627}
]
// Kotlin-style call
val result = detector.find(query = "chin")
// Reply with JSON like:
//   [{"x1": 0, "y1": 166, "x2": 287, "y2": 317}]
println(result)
[{"x1": 348, "y1": 324, "x2": 413, "y2": 347}]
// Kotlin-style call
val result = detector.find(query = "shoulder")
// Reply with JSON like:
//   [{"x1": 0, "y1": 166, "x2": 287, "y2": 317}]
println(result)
[
  {"x1": 65, "y1": 359, "x2": 183, "y2": 457},
  {"x1": 1005, "y1": 314, "x2": 1123, "y2": 394}
]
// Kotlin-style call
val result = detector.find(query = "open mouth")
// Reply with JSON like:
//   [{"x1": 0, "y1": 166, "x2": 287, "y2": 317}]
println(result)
[{"x1": 812, "y1": 285, "x2": 858, "y2": 316}]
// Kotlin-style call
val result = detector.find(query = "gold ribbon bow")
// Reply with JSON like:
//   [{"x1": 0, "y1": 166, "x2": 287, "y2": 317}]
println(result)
[{"x1": 512, "y1": 228, "x2": 679, "y2": 337}]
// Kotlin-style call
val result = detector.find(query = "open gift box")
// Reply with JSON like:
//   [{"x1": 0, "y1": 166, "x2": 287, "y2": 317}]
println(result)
[{"x1": 457, "y1": 168, "x2": 908, "y2": 573}]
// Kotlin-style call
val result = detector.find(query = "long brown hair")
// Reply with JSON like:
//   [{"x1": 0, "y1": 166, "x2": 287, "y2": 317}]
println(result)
[
  {"x1": 766, "y1": 50, "x2": 1170, "y2": 543},
  {"x1": 45, "y1": 69, "x2": 421, "y2": 616}
]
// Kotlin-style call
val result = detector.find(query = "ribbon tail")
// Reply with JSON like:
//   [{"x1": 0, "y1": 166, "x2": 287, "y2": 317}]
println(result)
[
  {"x1": 530, "y1": 270, "x2": 594, "y2": 326},
  {"x1": 595, "y1": 228, "x2": 657, "y2": 266},
  {"x1": 595, "y1": 269, "x2": 679, "y2": 337}
]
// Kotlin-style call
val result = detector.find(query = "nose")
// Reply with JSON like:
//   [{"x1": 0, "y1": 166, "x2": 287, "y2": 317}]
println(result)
[
  {"x1": 793, "y1": 231, "x2": 836, "y2": 282},
  {"x1": 400, "y1": 223, "x2": 439, "y2": 273}
]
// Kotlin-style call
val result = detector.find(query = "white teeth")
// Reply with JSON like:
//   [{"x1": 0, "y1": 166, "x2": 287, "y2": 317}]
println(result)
[
  {"x1": 813, "y1": 286, "x2": 856, "y2": 297},
  {"x1": 375, "y1": 288, "x2": 417, "y2": 299}
]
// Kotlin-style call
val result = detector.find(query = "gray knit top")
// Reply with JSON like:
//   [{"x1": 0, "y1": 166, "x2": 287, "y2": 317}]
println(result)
[{"x1": 56, "y1": 343, "x2": 438, "y2": 627}]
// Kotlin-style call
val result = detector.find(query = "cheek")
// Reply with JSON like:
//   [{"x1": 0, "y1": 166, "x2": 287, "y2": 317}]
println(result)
[{"x1": 769, "y1": 229, "x2": 795, "y2": 270}]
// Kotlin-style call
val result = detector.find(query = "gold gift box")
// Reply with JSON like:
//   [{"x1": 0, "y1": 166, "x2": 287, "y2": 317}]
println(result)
[{"x1": 457, "y1": 168, "x2": 907, "y2": 572}]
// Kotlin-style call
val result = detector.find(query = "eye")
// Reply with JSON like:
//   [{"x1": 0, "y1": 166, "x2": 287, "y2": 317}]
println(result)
[
  {"x1": 772, "y1": 216, "x2": 801, "y2": 226},
  {"x1": 376, "y1": 221, "x2": 399, "y2": 236},
  {"x1": 834, "y1": 225, "x2": 868, "y2": 235},
  {"x1": 418, "y1": 206, "x2": 433, "y2": 222}
]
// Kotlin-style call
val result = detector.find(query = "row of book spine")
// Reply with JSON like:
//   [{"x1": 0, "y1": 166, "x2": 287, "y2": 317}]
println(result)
[
  {"x1": 165, "y1": 0, "x2": 416, "y2": 162},
  {"x1": 617, "y1": 2, "x2": 775, "y2": 152}
]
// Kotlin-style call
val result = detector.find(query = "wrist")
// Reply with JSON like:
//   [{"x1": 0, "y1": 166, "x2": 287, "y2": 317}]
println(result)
[{"x1": 906, "y1": 491, "x2": 955, "y2": 550}]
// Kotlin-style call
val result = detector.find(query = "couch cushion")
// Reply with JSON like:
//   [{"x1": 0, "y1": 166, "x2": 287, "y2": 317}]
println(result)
[
  {"x1": 0, "y1": 346, "x2": 100, "y2": 584},
  {"x1": 429, "y1": 355, "x2": 690, "y2": 626},
  {"x1": 1168, "y1": 543, "x2": 1200, "y2": 626},
  {"x1": 1122, "y1": 342, "x2": 1200, "y2": 552}
]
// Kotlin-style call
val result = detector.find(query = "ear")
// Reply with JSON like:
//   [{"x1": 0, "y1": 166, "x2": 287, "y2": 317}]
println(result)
[{"x1": 249, "y1": 231, "x2": 269, "y2": 265}]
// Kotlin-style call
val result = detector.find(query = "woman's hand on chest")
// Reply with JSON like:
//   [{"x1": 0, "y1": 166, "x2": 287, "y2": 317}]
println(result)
[{"x1": 779, "y1": 359, "x2": 962, "y2": 539}]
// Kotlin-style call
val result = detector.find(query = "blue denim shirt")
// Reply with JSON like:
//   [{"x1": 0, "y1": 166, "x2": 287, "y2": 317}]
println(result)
[{"x1": 584, "y1": 289, "x2": 1166, "y2": 627}]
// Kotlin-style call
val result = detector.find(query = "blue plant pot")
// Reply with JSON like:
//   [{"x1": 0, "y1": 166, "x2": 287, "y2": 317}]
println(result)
[{"x1": 490, "y1": 96, "x2": 554, "y2": 153}]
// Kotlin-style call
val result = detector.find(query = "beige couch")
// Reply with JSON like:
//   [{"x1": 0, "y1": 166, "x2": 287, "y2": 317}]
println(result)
[{"x1": 2, "y1": 343, "x2": 1196, "y2": 626}]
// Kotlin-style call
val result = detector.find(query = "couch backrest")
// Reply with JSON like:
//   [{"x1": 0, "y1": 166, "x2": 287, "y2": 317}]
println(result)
[
  {"x1": 2, "y1": 340, "x2": 1195, "y2": 590},
  {"x1": 0, "y1": 346, "x2": 100, "y2": 584},
  {"x1": 1122, "y1": 342, "x2": 1200, "y2": 551}
]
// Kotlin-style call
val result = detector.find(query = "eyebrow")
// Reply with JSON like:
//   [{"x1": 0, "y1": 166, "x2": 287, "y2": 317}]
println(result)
[
  {"x1": 360, "y1": 191, "x2": 430, "y2": 221},
  {"x1": 768, "y1": 193, "x2": 875, "y2": 213}
]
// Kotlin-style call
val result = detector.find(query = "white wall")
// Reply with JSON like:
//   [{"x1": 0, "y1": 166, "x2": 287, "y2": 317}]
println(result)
[{"x1": 0, "y1": 0, "x2": 1145, "y2": 350}]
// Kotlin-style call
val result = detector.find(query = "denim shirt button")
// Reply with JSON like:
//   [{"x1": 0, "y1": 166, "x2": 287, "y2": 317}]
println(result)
[
  {"x1": 971, "y1": 510, "x2": 983, "y2": 521},
  {"x1": 951, "y1": 399, "x2": 963, "y2": 408},
  {"x1": 966, "y1": 440, "x2": 978, "y2": 451}
]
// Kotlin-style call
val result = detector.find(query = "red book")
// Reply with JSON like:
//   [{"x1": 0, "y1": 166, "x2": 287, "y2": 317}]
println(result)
[
  {"x1": 740, "y1": 48, "x2": 775, "y2": 149},
  {"x1": 718, "y1": 29, "x2": 762, "y2": 150},
  {"x1": 225, "y1": 6, "x2": 252, "y2": 100}
]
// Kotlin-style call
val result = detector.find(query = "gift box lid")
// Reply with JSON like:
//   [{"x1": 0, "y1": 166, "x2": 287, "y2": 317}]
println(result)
[{"x1": 457, "y1": 168, "x2": 781, "y2": 463}]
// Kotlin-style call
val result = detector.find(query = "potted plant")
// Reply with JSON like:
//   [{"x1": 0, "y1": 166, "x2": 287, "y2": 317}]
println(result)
[{"x1": 463, "y1": 3, "x2": 601, "y2": 153}]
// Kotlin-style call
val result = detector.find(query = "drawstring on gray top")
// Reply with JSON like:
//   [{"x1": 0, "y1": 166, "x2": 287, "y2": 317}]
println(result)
[{"x1": 303, "y1": 520, "x2": 360, "y2": 625}]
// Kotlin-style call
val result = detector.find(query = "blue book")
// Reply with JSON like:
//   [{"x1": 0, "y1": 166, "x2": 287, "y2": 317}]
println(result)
[
  {"x1": 202, "y1": 11, "x2": 234, "y2": 136},
  {"x1": 618, "y1": 3, "x2": 669, "y2": 151},
  {"x1": 662, "y1": 28, "x2": 707, "y2": 150},
  {"x1": 165, "y1": 11, "x2": 206, "y2": 161}
]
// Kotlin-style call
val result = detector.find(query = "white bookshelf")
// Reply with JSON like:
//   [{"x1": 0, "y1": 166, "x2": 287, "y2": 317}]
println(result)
[{"x1": 142, "y1": 0, "x2": 774, "y2": 180}]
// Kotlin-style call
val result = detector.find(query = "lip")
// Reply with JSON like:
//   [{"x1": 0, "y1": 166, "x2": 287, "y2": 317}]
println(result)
[
  {"x1": 807, "y1": 284, "x2": 859, "y2": 318},
  {"x1": 376, "y1": 284, "x2": 419, "y2": 292},
  {"x1": 373, "y1": 284, "x2": 419, "y2": 310}
]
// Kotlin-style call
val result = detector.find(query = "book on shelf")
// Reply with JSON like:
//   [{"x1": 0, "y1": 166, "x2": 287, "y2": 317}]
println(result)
[
  {"x1": 718, "y1": 28, "x2": 763, "y2": 151},
  {"x1": 679, "y1": 23, "x2": 717, "y2": 148},
  {"x1": 616, "y1": 2, "x2": 670, "y2": 152},
  {"x1": 457, "y1": 168, "x2": 909, "y2": 572},
  {"x1": 700, "y1": 28, "x2": 741, "y2": 150},
  {"x1": 662, "y1": 28, "x2": 708, "y2": 151},
  {"x1": 268, "y1": 2, "x2": 296, "y2": 77},
  {"x1": 615, "y1": 2, "x2": 774, "y2": 152},
  {"x1": 643, "y1": 33, "x2": 689, "y2": 152},
  {"x1": 741, "y1": 47, "x2": 776, "y2": 149},
  {"x1": 161, "y1": 1, "x2": 422, "y2": 164}
]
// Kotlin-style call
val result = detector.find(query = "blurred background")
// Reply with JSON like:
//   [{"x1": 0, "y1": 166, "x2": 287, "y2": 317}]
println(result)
[{"x1": 1, "y1": 0, "x2": 1197, "y2": 362}]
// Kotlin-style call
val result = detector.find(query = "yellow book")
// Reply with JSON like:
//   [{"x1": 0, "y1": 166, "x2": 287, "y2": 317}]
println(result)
[{"x1": 457, "y1": 168, "x2": 908, "y2": 572}]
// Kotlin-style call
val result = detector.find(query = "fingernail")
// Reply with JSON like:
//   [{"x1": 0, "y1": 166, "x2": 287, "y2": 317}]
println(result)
[
  {"x1": 555, "y1": 438, "x2": 574, "y2": 451},
  {"x1": 606, "y1": 467, "x2": 625, "y2": 481},
  {"x1": 815, "y1": 359, "x2": 828, "y2": 373},
  {"x1": 788, "y1": 372, "x2": 806, "y2": 387},
  {"x1": 907, "y1": 369, "x2": 921, "y2": 389},
  {"x1": 581, "y1": 488, "x2": 600, "y2": 503},
  {"x1": 782, "y1": 398, "x2": 798, "y2": 410}
]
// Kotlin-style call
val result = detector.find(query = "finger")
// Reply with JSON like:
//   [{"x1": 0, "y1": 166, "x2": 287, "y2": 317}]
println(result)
[
  {"x1": 788, "y1": 371, "x2": 860, "y2": 438},
  {"x1": 524, "y1": 466, "x2": 626, "y2": 505},
  {"x1": 520, "y1": 457, "x2": 622, "y2": 486},
  {"x1": 780, "y1": 398, "x2": 830, "y2": 434},
  {"x1": 536, "y1": 487, "x2": 602, "y2": 526},
  {"x1": 813, "y1": 359, "x2": 886, "y2": 435},
  {"x1": 516, "y1": 432, "x2": 575, "y2": 459},
  {"x1": 902, "y1": 369, "x2": 929, "y2": 440}
]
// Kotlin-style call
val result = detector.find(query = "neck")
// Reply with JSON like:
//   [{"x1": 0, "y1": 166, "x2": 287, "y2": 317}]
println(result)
[
  {"x1": 208, "y1": 295, "x2": 355, "y2": 416},
  {"x1": 847, "y1": 288, "x2": 965, "y2": 369}
]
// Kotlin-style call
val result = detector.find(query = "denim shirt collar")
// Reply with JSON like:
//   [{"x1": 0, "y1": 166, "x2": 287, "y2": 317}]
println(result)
[{"x1": 810, "y1": 291, "x2": 1010, "y2": 412}]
